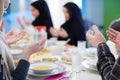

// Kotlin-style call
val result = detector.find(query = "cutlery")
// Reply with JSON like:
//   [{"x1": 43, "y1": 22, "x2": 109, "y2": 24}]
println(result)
[{"x1": 64, "y1": 39, "x2": 71, "y2": 46}]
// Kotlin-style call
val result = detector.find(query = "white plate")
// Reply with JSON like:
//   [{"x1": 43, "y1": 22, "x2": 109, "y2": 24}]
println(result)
[
  {"x1": 10, "y1": 49, "x2": 23, "y2": 55},
  {"x1": 82, "y1": 59, "x2": 98, "y2": 71},
  {"x1": 86, "y1": 48, "x2": 97, "y2": 57},
  {"x1": 30, "y1": 62, "x2": 58, "y2": 74},
  {"x1": 28, "y1": 63, "x2": 65, "y2": 77}
]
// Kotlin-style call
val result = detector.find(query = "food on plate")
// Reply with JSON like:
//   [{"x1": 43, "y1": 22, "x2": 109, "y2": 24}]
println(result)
[
  {"x1": 41, "y1": 48, "x2": 49, "y2": 53},
  {"x1": 32, "y1": 65, "x2": 53, "y2": 71},
  {"x1": 14, "y1": 59, "x2": 19, "y2": 66},
  {"x1": 61, "y1": 56, "x2": 72, "y2": 63},
  {"x1": 29, "y1": 49, "x2": 50, "y2": 62},
  {"x1": 64, "y1": 45, "x2": 75, "y2": 52},
  {"x1": 42, "y1": 57, "x2": 58, "y2": 62}
]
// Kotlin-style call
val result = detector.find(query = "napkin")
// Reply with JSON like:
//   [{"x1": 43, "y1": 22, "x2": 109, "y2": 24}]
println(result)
[{"x1": 44, "y1": 71, "x2": 69, "y2": 80}]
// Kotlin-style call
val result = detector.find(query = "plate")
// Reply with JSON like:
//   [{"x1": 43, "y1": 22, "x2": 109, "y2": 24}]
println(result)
[
  {"x1": 10, "y1": 49, "x2": 23, "y2": 56},
  {"x1": 30, "y1": 62, "x2": 58, "y2": 74},
  {"x1": 86, "y1": 48, "x2": 97, "y2": 57},
  {"x1": 28, "y1": 63, "x2": 65, "y2": 77},
  {"x1": 82, "y1": 59, "x2": 97, "y2": 71}
]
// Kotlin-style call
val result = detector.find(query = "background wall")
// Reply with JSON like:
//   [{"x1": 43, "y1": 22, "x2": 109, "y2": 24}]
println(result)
[
  {"x1": 104, "y1": 0, "x2": 120, "y2": 38},
  {"x1": 46, "y1": 0, "x2": 82, "y2": 29},
  {"x1": 83, "y1": 0, "x2": 104, "y2": 26}
]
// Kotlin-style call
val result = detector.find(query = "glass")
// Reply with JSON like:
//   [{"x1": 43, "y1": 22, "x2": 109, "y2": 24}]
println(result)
[
  {"x1": 78, "y1": 41, "x2": 86, "y2": 50},
  {"x1": 71, "y1": 48, "x2": 82, "y2": 73},
  {"x1": 33, "y1": 32, "x2": 42, "y2": 41},
  {"x1": 78, "y1": 41, "x2": 86, "y2": 56}
]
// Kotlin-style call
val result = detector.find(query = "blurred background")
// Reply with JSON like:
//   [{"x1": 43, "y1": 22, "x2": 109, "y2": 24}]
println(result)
[{"x1": 2, "y1": 0, "x2": 120, "y2": 38}]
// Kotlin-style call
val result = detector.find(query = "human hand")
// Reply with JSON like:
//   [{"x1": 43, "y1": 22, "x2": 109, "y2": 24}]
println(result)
[
  {"x1": 50, "y1": 27, "x2": 59, "y2": 37},
  {"x1": 17, "y1": 17, "x2": 25, "y2": 30},
  {"x1": 0, "y1": 19, "x2": 5, "y2": 31},
  {"x1": 22, "y1": 36, "x2": 46, "y2": 61},
  {"x1": 86, "y1": 25, "x2": 106, "y2": 48},
  {"x1": 59, "y1": 28, "x2": 68, "y2": 38},
  {"x1": 23, "y1": 16, "x2": 31, "y2": 26},
  {"x1": 4, "y1": 30, "x2": 25, "y2": 46},
  {"x1": 107, "y1": 28, "x2": 120, "y2": 53}
]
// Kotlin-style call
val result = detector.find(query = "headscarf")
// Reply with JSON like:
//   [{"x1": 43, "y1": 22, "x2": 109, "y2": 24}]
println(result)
[
  {"x1": 31, "y1": 0, "x2": 53, "y2": 27},
  {"x1": 0, "y1": 0, "x2": 14, "y2": 80},
  {"x1": 59, "y1": 2, "x2": 86, "y2": 46},
  {"x1": 0, "y1": 32, "x2": 14, "y2": 80},
  {"x1": 0, "y1": 0, "x2": 4, "y2": 20},
  {"x1": 31, "y1": 0, "x2": 53, "y2": 39}
]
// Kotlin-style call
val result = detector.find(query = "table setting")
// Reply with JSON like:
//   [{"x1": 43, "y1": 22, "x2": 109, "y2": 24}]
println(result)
[{"x1": 10, "y1": 36, "x2": 101, "y2": 80}]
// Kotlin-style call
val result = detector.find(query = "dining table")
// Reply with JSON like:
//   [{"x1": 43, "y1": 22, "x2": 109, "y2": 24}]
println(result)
[{"x1": 10, "y1": 38, "x2": 102, "y2": 80}]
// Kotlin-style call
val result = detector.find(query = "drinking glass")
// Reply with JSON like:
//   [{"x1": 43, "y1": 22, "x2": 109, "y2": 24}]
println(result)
[
  {"x1": 78, "y1": 41, "x2": 86, "y2": 56},
  {"x1": 78, "y1": 41, "x2": 86, "y2": 50},
  {"x1": 71, "y1": 48, "x2": 82, "y2": 73}
]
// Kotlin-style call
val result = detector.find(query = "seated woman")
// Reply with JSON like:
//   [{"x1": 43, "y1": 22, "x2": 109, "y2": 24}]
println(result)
[
  {"x1": 87, "y1": 25, "x2": 120, "y2": 80},
  {"x1": 0, "y1": 0, "x2": 46, "y2": 80},
  {"x1": 18, "y1": 0, "x2": 53, "y2": 39},
  {"x1": 50, "y1": 2, "x2": 86, "y2": 46}
]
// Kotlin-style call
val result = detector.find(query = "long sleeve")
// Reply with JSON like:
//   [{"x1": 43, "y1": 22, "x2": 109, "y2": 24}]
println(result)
[
  {"x1": 97, "y1": 43, "x2": 120, "y2": 80},
  {"x1": 12, "y1": 59, "x2": 30, "y2": 80}
]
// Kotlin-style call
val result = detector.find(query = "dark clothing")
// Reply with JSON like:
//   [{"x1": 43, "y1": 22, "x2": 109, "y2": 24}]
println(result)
[
  {"x1": 58, "y1": 2, "x2": 86, "y2": 46},
  {"x1": 58, "y1": 21, "x2": 86, "y2": 46},
  {"x1": 0, "y1": 59, "x2": 30, "y2": 80},
  {"x1": 97, "y1": 43, "x2": 120, "y2": 80},
  {"x1": 31, "y1": 0, "x2": 53, "y2": 39}
]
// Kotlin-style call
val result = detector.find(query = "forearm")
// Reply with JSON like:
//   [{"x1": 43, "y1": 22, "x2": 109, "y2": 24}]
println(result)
[
  {"x1": 12, "y1": 59, "x2": 30, "y2": 80},
  {"x1": 97, "y1": 43, "x2": 120, "y2": 80}
]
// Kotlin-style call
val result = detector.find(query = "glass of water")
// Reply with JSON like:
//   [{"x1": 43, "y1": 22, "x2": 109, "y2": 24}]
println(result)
[
  {"x1": 78, "y1": 41, "x2": 86, "y2": 49},
  {"x1": 71, "y1": 48, "x2": 82, "y2": 73},
  {"x1": 78, "y1": 41, "x2": 86, "y2": 56}
]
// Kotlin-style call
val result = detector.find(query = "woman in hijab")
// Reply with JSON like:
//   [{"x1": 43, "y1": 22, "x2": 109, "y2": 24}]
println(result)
[
  {"x1": 30, "y1": 0, "x2": 53, "y2": 39},
  {"x1": 0, "y1": 0, "x2": 46, "y2": 80},
  {"x1": 17, "y1": 0, "x2": 53, "y2": 39},
  {"x1": 50, "y1": 2, "x2": 86, "y2": 46}
]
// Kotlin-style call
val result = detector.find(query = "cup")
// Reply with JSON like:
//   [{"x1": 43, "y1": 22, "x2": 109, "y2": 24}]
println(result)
[
  {"x1": 78, "y1": 41, "x2": 86, "y2": 56},
  {"x1": 71, "y1": 48, "x2": 82, "y2": 73}
]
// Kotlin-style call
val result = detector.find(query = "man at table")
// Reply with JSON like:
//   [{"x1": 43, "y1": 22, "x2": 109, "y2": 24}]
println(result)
[{"x1": 87, "y1": 25, "x2": 120, "y2": 80}]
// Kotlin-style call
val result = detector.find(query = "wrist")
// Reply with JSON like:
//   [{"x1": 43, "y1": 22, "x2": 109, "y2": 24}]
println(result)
[{"x1": 21, "y1": 49, "x2": 31, "y2": 61}]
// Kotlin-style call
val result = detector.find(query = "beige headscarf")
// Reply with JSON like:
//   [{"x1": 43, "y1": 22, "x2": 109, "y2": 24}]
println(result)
[
  {"x1": 0, "y1": 0, "x2": 4, "y2": 20},
  {"x1": 0, "y1": 0, "x2": 14, "y2": 80},
  {"x1": 0, "y1": 32, "x2": 14, "y2": 80}
]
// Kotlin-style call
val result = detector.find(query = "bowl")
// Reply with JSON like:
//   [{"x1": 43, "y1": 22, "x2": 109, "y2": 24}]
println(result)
[{"x1": 30, "y1": 62, "x2": 58, "y2": 74}]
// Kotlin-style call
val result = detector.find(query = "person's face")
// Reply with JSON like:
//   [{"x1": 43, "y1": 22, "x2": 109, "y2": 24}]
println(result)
[
  {"x1": 63, "y1": 7, "x2": 70, "y2": 21},
  {"x1": 30, "y1": 6, "x2": 40, "y2": 18}
]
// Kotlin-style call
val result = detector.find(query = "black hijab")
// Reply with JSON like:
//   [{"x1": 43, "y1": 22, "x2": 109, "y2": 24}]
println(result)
[
  {"x1": 59, "y1": 2, "x2": 86, "y2": 46},
  {"x1": 31, "y1": 0, "x2": 53, "y2": 39}
]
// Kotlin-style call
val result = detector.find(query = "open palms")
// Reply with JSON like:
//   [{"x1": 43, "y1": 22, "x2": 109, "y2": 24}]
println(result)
[{"x1": 4, "y1": 30, "x2": 25, "y2": 46}]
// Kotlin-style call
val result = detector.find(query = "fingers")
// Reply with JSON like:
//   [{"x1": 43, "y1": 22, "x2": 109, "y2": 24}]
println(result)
[
  {"x1": 108, "y1": 28, "x2": 118, "y2": 37},
  {"x1": 92, "y1": 25, "x2": 99, "y2": 34},
  {"x1": 0, "y1": 19, "x2": 5, "y2": 31},
  {"x1": 38, "y1": 36, "x2": 46, "y2": 45},
  {"x1": 17, "y1": 17, "x2": 22, "y2": 25},
  {"x1": 86, "y1": 30, "x2": 94, "y2": 37},
  {"x1": 15, "y1": 31, "x2": 26, "y2": 40},
  {"x1": 109, "y1": 28, "x2": 119, "y2": 34},
  {"x1": 107, "y1": 29, "x2": 119, "y2": 43}
]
